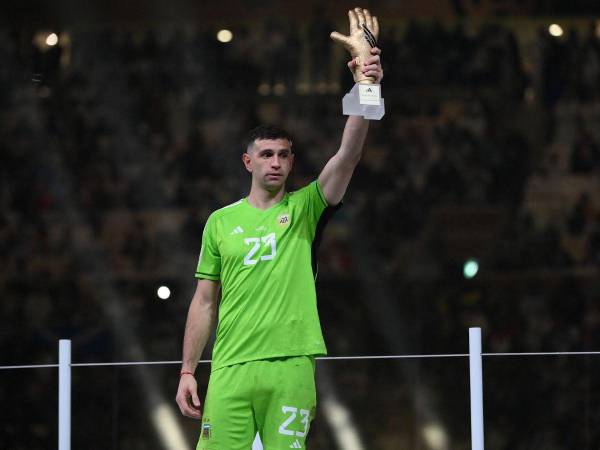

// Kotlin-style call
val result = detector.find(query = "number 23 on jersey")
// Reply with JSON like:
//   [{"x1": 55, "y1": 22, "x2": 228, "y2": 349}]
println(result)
[{"x1": 243, "y1": 233, "x2": 277, "y2": 266}]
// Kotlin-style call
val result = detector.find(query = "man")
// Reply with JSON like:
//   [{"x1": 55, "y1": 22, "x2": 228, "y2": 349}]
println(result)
[{"x1": 176, "y1": 7, "x2": 382, "y2": 449}]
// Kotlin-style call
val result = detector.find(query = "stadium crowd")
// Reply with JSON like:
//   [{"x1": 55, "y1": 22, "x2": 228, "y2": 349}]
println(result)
[{"x1": 1, "y1": 15, "x2": 600, "y2": 450}]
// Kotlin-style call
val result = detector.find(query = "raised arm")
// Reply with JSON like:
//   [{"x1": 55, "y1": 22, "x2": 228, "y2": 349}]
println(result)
[
  {"x1": 319, "y1": 7, "x2": 383, "y2": 205},
  {"x1": 175, "y1": 278, "x2": 220, "y2": 418},
  {"x1": 318, "y1": 46, "x2": 383, "y2": 205}
]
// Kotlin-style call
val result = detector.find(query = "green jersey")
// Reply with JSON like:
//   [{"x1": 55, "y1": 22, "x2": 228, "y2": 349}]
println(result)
[{"x1": 195, "y1": 180, "x2": 335, "y2": 371}]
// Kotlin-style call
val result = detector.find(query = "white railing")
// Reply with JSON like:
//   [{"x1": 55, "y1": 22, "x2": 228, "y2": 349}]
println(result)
[{"x1": 4, "y1": 327, "x2": 600, "y2": 450}]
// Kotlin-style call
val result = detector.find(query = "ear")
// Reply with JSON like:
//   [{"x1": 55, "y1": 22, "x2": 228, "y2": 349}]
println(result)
[{"x1": 242, "y1": 153, "x2": 252, "y2": 172}]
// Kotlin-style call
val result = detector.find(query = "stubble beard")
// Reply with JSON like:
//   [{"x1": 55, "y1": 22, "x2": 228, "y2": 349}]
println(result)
[{"x1": 262, "y1": 173, "x2": 286, "y2": 193}]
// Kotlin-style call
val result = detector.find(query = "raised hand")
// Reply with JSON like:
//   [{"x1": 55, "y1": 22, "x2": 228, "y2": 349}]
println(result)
[{"x1": 330, "y1": 7, "x2": 381, "y2": 84}]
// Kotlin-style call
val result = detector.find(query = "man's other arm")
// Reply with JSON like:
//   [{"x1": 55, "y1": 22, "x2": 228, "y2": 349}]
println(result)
[
  {"x1": 175, "y1": 279, "x2": 220, "y2": 419},
  {"x1": 318, "y1": 47, "x2": 382, "y2": 206}
]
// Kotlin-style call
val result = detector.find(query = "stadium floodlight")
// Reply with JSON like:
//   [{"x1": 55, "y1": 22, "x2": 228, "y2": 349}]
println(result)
[
  {"x1": 46, "y1": 33, "x2": 59, "y2": 46},
  {"x1": 548, "y1": 24, "x2": 563, "y2": 37},
  {"x1": 157, "y1": 285, "x2": 171, "y2": 300},
  {"x1": 217, "y1": 29, "x2": 233, "y2": 43}
]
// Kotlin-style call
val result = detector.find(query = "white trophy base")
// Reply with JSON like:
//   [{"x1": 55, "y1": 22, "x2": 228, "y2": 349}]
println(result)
[{"x1": 342, "y1": 83, "x2": 385, "y2": 120}]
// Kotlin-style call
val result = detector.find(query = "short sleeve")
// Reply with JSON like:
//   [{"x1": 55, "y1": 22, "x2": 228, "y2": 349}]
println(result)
[
  {"x1": 195, "y1": 214, "x2": 221, "y2": 280},
  {"x1": 294, "y1": 180, "x2": 331, "y2": 237}
]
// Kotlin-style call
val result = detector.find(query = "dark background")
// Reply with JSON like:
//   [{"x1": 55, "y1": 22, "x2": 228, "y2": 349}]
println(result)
[{"x1": 1, "y1": 1, "x2": 600, "y2": 449}]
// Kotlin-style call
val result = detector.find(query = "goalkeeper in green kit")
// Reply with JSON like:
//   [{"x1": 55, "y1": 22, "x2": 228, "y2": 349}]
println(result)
[{"x1": 176, "y1": 8, "x2": 383, "y2": 450}]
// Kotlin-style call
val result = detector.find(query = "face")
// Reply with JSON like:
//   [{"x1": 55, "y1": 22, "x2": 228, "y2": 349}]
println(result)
[{"x1": 243, "y1": 138, "x2": 294, "y2": 192}]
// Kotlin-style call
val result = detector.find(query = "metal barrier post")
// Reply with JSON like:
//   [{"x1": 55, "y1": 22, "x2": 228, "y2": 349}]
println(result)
[
  {"x1": 469, "y1": 328, "x2": 484, "y2": 450},
  {"x1": 59, "y1": 340, "x2": 71, "y2": 450}
]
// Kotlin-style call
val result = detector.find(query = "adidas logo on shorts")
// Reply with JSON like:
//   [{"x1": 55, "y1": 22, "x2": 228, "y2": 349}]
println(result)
[{"x1": 289, "y1": 439, "x2": 302, "y2": 448}]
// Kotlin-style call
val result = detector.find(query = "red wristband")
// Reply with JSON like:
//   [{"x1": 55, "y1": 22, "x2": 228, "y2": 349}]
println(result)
[{"x1": 179, "y1": 371, "x2": 194, "y2": 377}]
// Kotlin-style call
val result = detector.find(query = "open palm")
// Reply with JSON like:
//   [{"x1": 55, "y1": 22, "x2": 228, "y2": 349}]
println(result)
[{"x1": 330, "y1": 8, "x2": 380, "y2": 83}]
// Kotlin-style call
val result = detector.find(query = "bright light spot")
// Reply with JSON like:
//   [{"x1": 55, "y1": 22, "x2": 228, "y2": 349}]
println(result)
[
  {"x1": 464, "y1": 259, "x2": 479, "y2": 279},
  {"x1": 46, "y1": 33, "x2": 59, "y2": 46},
  {"x1": 157, "y1": 285, "x2": 171, "y2": 300},
  {"x1": 217, "y1": 29, "x2": 233, "y2": 43},
  {"x1": 321, "y1": 396, "x2": 365, "y2": 450},
  {"x1": 548, "y1": 24, "x2": 563, "y2": 37},
  {"x1": 422, "y1": 422, "x2": 449, "y2": 450},
  {"x1": 150, "y1": 403, "x2": 189, "y2": 450}
]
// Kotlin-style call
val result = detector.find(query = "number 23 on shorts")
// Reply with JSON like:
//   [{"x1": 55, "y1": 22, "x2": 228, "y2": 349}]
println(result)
[{"x1": 278, "y1": 406, "x2": 311, "y2": 437}]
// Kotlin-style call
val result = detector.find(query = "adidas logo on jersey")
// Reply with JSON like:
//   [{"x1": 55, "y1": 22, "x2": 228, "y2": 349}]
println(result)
[
  {"x1": 230, "y1": 226, "x2": 244, "y2": 235},
  {"x1": 289, "y1": 439, "x2": 302, "y2": 448}
]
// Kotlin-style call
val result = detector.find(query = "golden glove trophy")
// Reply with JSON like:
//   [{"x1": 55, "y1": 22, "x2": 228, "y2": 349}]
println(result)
[{"x1": 331, "y1": 7, "x2": 385, "y2": 120}]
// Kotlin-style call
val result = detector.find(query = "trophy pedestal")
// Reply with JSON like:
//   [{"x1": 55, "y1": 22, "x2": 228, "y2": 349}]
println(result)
[{"x1": 342, "y1": 83, "x2": 385, "y2": 120}]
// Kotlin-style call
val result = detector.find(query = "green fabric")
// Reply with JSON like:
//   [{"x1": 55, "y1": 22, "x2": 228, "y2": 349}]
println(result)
[
  {"x1": 197, "y1": 356, "x2": 316, "y2": 450},
  {"x1": 195, "y1": 180, "x2": 329, "y2": 371}
]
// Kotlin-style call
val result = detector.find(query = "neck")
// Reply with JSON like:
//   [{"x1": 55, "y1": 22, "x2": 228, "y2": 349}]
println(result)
[{"x1": 247, "y1": 182, "x2": 286, "y2": 210}]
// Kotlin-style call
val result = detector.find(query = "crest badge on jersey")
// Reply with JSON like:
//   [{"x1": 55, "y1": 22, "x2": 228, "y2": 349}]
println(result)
[{"x1": 277, "y1": 213, "x2": 291, "y2": 227}]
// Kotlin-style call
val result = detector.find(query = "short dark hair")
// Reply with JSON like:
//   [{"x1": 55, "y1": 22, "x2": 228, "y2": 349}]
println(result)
[{"x1": 244, "y1": 125, "x2": 293, "y2": 152}]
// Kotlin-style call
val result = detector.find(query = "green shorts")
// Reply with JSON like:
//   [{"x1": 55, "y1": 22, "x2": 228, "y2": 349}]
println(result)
[{"x1": 197, "y1": 355, "x2": 316, "y2": 450}]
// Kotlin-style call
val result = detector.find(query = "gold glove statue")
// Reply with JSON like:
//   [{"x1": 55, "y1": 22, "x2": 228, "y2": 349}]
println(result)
[{"x1": 330, "y1": 7, "x2": 380, "y2": 84}]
